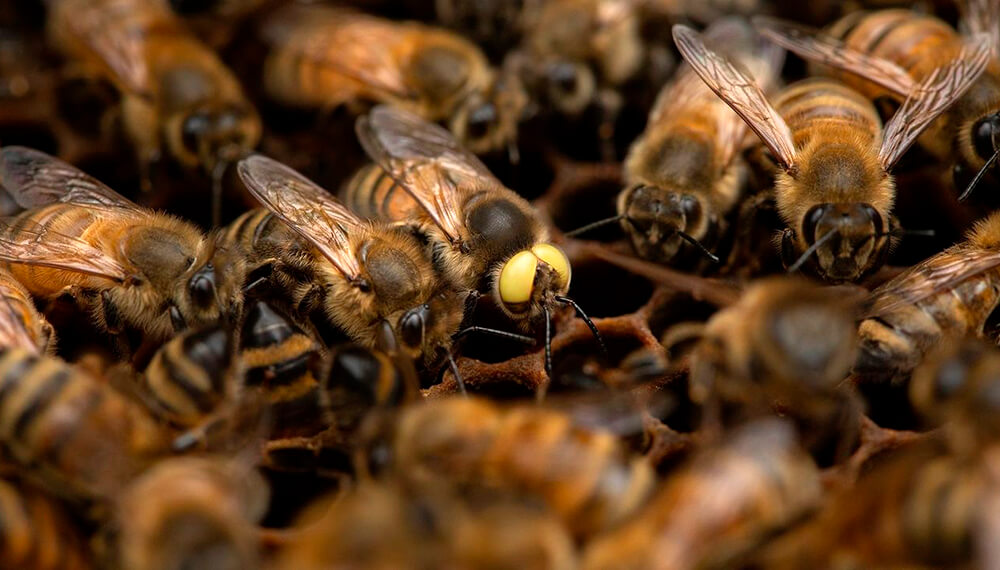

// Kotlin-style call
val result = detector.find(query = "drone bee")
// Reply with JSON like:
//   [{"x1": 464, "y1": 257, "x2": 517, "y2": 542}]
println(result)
[
  {"x1": 0, "y1": 476, "x2": 92, "y2": 570},
  {"x1": 0, "y1": 146, "x2": 243, "y2": 343},
  {"x1": 236, "y1": 154, "x2": 466, "y2": 372},
  {"x1": 350, "y1": 105, "x2": 603, "y2": 377},
  {"x1": 674, "y1": 24, "x2": 990, "y2": 282},
  {"x1": 856, "y1": 209, "x2": 1000, "y2": 382},
  {"x1": 582, "y1": 419, "x2": 821, "y2": 570},
  {"x1": 260, "y1": 3, "x2": 526, "y2": 155},
  {"x1": 569, "y1": 18, "x2": 783, "y2": 268},
  {"x1": 754, "y1": 3, "x2": 1000, "y2": 202},
  {"x1": 0, "y1": 268, "x2": 54, "y2": 354},
  {"x1": 47, "y1": 0, "x2": 261, "y2": 221}
]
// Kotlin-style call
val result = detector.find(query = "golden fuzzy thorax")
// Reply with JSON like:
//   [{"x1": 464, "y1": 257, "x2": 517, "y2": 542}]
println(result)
[{"x1": 969, "y1": 210, "x2": 1000, "y2": 249}]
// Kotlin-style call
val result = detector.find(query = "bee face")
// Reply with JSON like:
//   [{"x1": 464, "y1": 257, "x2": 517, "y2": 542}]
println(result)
[
  {"x1": 450, "y1": 73, "x2": 526, "y2": 155},
  {"x1": 621, "y1": 185, "x2": 704, "y2": 263},
  {"x1": 542, "y1": 59, "x2": 596, "y2": 115},
  {"x1": 791, "y1": 202, "x2": 887, "y2": 283},
  {"x1": 496, "y1": 243, "x2": 571, "y2": 316},
  {"x1": 169, "y1": 103, "x2": 261, "y2": 169},
  {"x1": 763, "y1": 299, "x2": 857, "y2": 389}
]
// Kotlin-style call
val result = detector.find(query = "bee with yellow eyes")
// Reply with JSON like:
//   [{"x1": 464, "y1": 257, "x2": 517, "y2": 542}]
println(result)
[{"x1": 345, "y1": 105, "x2": 604, "y2": 381}]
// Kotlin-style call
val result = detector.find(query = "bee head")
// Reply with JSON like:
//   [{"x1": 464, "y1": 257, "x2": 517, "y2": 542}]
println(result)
[
  {"x1": 170, "y1": 103, "x2": 261, "y2": 171},
  {"x1": 542, "y1": 59, "x2": 595, "y2": 115},
  {"x1": 451, "y1": 71, "x2": 526, "y2": 154},
  {"x1": 495, "y1": 243, "x2": 571, "y2": 317},
  {"x1": 621, "y1": 184, "x2": 706, "y2": 263},
  {"x1": 787, "y1": 203, "x2": 888, "y2": 283}
]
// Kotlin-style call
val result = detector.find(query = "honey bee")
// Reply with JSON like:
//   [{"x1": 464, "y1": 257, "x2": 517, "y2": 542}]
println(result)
[
  {"x1": 364, "y1": 396, "x2": 654, "y2": 538},
  {"x1": 754, "y1": 4, "x2": 1000, "y2": 202},
  {"x1": 674, "y1": 24, "x2": 990, "y2": 282},
  {"x1": 0, "y1": 146, "x2": 244, "y2": 343},
  {"x1": 0, "y1": 346, "x2": 168, "y2": 501},
  {"x1": 260, "y1": 3, "x2": 526, "y2": 155},
  {"x1": 855, "y1": 209, "x2": 1000, "y2": 383},
  {"x1": 582, "y1": 419, "x2": 820, "y2": 570},
  {"x1": 236, "y1": 154, "x2": 466, "y2": 376},
  {"x1": 0, "y1": 268, "x2": 54, "y2": 355},
  {"x1": 275, "y1": 481, "x2": 577, "y2": 570},
  {"x1": 0, "y1": 476, "x2": 92, "y2": 570},
  {"x1": 113, "y1": 456, "x2": 267, "y2": 570},
  {"x1": 47, "y1": 0, "x2": 261, "y2": 219},
  {"x1": 351, "y1": 105, "x2": 602, "y2": 377},
  {"x1": 568, "y1": 18, "x2": 783, "y2": 268}
]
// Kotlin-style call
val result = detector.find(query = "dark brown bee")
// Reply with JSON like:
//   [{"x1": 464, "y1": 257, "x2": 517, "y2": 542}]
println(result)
[
  {"x1": 47, "y1": 0, "x2": 261, "y2": 219},
  {"x1": 0, "y1": 268, "x2": 54, "y2": 355},
  {"x1": 570, "y1": 18, "x2": 783, "y2": 268},
  {"x1": 260, "y1": 3, "x2": 526, "y2": 155},
  {"x1": 0, "y1": 346, "x2": 169, "y2": 502},
  {"x1": 674, "y1": 24, "x2": 990, "y2": 282},
  {"x1": 754, "y1": 4, "x2": 1000, "y2": 201},
  {"x1": 350, "y1": 105, "x2": 602, "y2": 378},
  {"x1": 0, "y1": 476, "x2": 92, "y2": 570},
  {"x1": 856, "y1": 210, "x2": 1000, "y2": 382},
  {"x1": 582, "y1": 418, "x2": 821, "y2": 570},
  {"x1": 0, "y1": 147, "x2": 243, "y2": 343}
]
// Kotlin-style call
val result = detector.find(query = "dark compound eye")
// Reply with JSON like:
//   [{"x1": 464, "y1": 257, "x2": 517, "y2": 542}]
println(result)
[
  {"x1": 803, "y1": 204, "x2": 832, "y2": 243},
  {"x1": 861, "y1": 204, "x2": 883, "y2": 236},
  {"x1": 466, "y1": 103, "x2": 497, "y2": 141},
  {"x1": 189, "y1": 265, "x2": 217, "y2": 309},
  {"x1": 973, "y1": 115, "x2": 1000, "y2": 161},
  {"x1": 399, "y1": 306, "x2": 427, "y2": 349},
  {"x1": 679, "y1": 195, "x2": 701, "y2": 221},
  {"x1": 548, "y1": 62, "x2": 579, "y2": 95},
  {"x1": 181, "y1": 111, "x2": 212, "y2": 154}
]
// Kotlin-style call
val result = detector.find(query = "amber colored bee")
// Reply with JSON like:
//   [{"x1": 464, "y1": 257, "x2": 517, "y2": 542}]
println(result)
[
  {"x1": 0, "y1": 268, "x2": 54, "y2": 355},
  {"x1": 260, "y1": 3, "x2": 526, "y2": 155},
  {"x1": 0, "y1": 476, "x2": 92, "y2": 570},
  {"x1": 351, "y1": 105, "x2": 601, "y2": 377},
  {"x1": 752, "y1": 442, "x2": 994, "y2": 569},
  {"x1": 365, "y1": 396, "x2": 654, "y2": 538},
  {"x1": 275, "y1": 481, "x2": 577, "y2": 570},
  {"x1": 236, "y1": 154, "x2": 465, "y2": 369},
  {"x1": 674, "y1": 24, "x2": 990, "y2": 282},
  {"x1": 0, "y1": 147, "x2": 244, "y2": 343},
  {"x1": 855, "y1": 210, "x2": 1000, "y2": 382},
  {"x1": 590, "y1": 17, "x2": 783, "y2": 267},
  {"x1": 46, "y1": 0, "x2": 261, "y2": 210},
  {"x1": 0, "y1": 346, "x2": 168, "y2": 501},
  {"x1": 113, "y1": 456, "x2": 267, "y2": 570},
  {"x1": 582, "y1": 419, "x2": 821, "y2": 570},
  {"x1": 754, "y1": 4, "x2": 1000, "y2": 201}
]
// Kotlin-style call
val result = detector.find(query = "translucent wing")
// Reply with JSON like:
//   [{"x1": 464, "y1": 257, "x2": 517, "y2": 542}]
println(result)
[
  {"x1": 673, "y1": 24, "x2": 798, "y2": 171},
  {"x1": 879, "y1": 38, "x2": 991, "y2": 170},
  {"x1": 864, "y1": 246, "x2": 1000, "y2": 318},
  {"x1": 356, "y1": 105, "x2": 500, "y2": 242},
  {"x1": 0, "y1": 146, "x2": 140, "y2": 211},
  {"x1": 960, "y1": 0, "x2": 1000, "y2": 56},
  {"x1": 0, "y1": 220, "x2": 129, "y2": 282},
  {"x1": 753, "y1": 16, "x2": 916, "y2": 96},
  {"x1": 237, "y1": 155, "x2": 363, "y2": 280}
]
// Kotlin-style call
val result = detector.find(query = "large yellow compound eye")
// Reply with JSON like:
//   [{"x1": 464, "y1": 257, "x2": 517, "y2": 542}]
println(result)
[
  {"x1": 532, "y1": 243, "x2": 571, "y2": 289},
  {"x1": 498, "y1": 250, "x2": 537, "y2": 306}
]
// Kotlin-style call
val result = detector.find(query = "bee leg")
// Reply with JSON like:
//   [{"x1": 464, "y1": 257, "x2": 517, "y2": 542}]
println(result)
[
  {"x1": 779, "y1": 228, "x2": 798, "y2": 270},
  {"x1": 297, "y1": 285, "x2": 323, "y2": 315},
  {"x1": 99, "y1": 290, "x2": 125, "y2": 335}
]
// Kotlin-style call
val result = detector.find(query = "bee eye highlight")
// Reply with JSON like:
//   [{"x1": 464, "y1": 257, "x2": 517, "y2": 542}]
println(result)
[
  {"x1": 499, "y1": 250, "x2": 537, "y2": 306},
  {"x1": 531, "y1": 243, "x2": 571, "y2": 288}
]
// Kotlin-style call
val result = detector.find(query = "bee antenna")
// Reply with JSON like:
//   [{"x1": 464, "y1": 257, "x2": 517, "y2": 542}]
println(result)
[
  {"x1": 883, "y1": 227, "x2": 936, "y2": 238},
  {"x1": 446, "y1": 349, "x2": 467, "y2": 396},
  {"x1": 211, "y1": 159, "x2": 228, "y2": 228},
  {"x1": 787, "y1": 230, "x2": 837, "y2": 274},
  {"x1": 673, "y1": 230, "x2": 721, "y2": 264},
  {"x1": 555, "y1": 295, "x2": 607, "y2": 358},
  {"x1": 539, "y1": 304, "x2": 553, "y2": 401},
  {"x1": 564, "y1": 214, "x2": 628, "y2": 238},
  {"x1": 453, "y1": 326, "x2": 535, "y2": 344},
  {"x1": 958, "y1": 145, "x2": 1000, "y2": 201}
]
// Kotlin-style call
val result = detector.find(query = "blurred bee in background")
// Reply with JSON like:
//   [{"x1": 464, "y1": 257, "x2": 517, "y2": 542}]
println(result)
[
  {"x1": 674, "y1": 24, "x2": 990, "y2": 283},
  {"x1": 566, "y1": 17, "x2": 784, "y2": 269},
  {"x1": 0, "y1": 476, "x2": 92, "y2": 570},
  {"x1": 431, "y1": 0, "x2": 527, "y2": 60},
  {"x1": 362, "y1": 395, "x2": 654, "y2": 538},
  {"x1": 260, "y1": 3, "x2": 526, "y2": 156},
  {"x1": 0, "y1": 346, "x2": 168, "y2": 502},
  {"x1": 754, "y1": 2, "x2": 1000, "y2": 203},
  {"x1": 112, "y1": 456, "x2": 267, "y2": 570},
  {"x1": 0, "y1": 147, "x2": 244, "y2": 345},
  {"x1": 856, "y1": 209, "x2": 1000, "y2": 383},
  {"x1": 46, "y1": 0, "x2": 261, "y2": 224},
  {"x1": 0, "y1": 268, "x2": 54, "y2": 354},
  {"x1": 352, "y1": 105, "x2": 602, "y2": 381},
  {"x1": 582, "y1": 419, "x2": 821, "y2": 570},
  {"x1": 236, "y1": 154, "x2": 469, "y2": 383}
]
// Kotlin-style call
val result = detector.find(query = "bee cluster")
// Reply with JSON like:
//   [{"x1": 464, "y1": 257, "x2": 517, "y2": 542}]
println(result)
[{"x1": 3, "y1": 0, "x2": 1000, "y2": 568}]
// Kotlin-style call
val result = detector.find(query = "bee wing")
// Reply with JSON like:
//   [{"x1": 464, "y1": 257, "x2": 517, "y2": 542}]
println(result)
[
  {"x1": 864, "y1": 247, "x2": 1000, "y2": 318},
  {"x1": 0, "y1": 295, "x2": 40, "y2": 354},
  {"x1": 356, "y1": 105, "x2": 495, "y2": 243},
  {"x1": 960, "y1": 0, "x2": 1000, "y2": 56},
  {"x1": 237, "y1": 155, "x2": 363, "y2": 280},
  {"x1": 672, "y1": 24, "x2": 798, "y2": 171},
  {"x1": 0, "y1": 219, "x2": 129, "y2": 282},
  {"x1": 879, "y1": 38, "x2": 992, "y2": 171},
  {"x1": 753, "y1": 17, "x2": 916, "y2": 96},
  {"x1": 0, "y1": 147, "x2": 141, "y2": 211}
]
